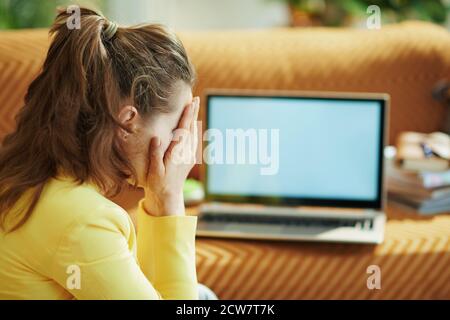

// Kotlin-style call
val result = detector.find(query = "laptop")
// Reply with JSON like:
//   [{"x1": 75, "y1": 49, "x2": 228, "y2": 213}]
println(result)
[{"x1": 197, "y1": 90, "x2": 389, "y2": 244}]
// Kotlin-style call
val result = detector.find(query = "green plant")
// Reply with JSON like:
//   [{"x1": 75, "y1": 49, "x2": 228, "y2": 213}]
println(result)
[
  {"x1": 0, "y1": 0, "x2": 104, "y2": 30},
  {"x1": 274, "y1": 0, "x2": 449, "y2": 26},
  {"x1": 342, "y1": 0, "x2": 449, "y2": 24}
]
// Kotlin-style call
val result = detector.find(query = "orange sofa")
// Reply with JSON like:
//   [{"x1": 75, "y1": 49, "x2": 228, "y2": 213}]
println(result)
[{"x1": 0, "y1": 21, "x2": 449, "y2": 299}]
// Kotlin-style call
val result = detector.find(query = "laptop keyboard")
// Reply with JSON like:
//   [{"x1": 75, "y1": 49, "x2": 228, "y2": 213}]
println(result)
[{"x1": 200, "y1": 213, "x2": 374, "y2": 230}]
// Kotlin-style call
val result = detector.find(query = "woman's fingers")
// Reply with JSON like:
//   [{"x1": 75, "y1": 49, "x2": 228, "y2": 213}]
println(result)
[
  {"x1": 191, "y1": 97, "x2": 200, "y2": 152},
  {"x1": 163, "y1": 97, "x2": 200, "y2": 168},
  {"x1": 178, "y1": 103, "x2": 193, "y2": 130},
  {"x1": 165, "y1": 103, "x2": 190, "y2": 166},
  {"x1": 190, "y1": 97, "x2": 200, "y2": 132},
  {"x1": 164, "y1": 131, "x2": 184, "y2": 166},
  {"x1": 165, "y1": 129, "x2": 195, "y2": 167},
  {"x1": 148, "y1": 136, "x2": 164, "y2": 176}
]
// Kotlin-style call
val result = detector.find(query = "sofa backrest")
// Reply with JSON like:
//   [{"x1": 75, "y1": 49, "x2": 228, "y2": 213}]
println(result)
[
  {"x1": 179, "y1": 21, "x2": 450, "y2": 144},
  {"x1": 0, "y1": 22, "x2": 449, "y2": 178}
]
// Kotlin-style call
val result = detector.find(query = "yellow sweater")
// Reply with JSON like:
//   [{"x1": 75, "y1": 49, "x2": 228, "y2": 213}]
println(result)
[{"x1": 0, "y1": 176, "x2": 198, "y2": 300}]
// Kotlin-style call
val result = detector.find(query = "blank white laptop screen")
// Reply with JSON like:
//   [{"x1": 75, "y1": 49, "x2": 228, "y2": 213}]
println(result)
[{"x1": 205, "y1": 95, "x2": 385, "y2": 208}]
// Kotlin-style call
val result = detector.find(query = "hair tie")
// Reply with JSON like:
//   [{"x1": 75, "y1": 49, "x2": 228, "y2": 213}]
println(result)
[{"x1": 103, "y1": 21, "x2": 118, "y2": 41}]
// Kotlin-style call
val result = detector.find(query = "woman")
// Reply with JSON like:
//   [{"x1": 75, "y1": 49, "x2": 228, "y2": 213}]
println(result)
[{"x1": 0, "y1": 7, "x2": 203, "y2": 299}]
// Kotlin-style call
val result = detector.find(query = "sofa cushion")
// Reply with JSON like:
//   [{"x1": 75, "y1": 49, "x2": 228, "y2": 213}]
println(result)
[{"x1": 179, "y1": 21, "x2": 450, "y2": 144}]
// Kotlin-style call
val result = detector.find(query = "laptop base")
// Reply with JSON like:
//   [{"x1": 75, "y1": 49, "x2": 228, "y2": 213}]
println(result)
[{"x1": 197, "y1": 203, "x2": 386, "y2": 244}]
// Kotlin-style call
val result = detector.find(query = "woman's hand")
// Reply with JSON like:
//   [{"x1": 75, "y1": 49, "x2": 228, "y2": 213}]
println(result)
[{"x1": 143, "y1": 97, "x2": 200, "y2": 217}]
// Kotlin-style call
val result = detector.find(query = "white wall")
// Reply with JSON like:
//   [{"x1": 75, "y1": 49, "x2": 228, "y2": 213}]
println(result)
[{"x1": 106, "y1": 0, "x2": 290, "y2": 30}]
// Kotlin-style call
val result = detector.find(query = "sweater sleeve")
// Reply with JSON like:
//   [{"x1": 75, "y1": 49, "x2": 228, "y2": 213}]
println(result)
[
  {"x1": 50, "y1": 202, "x2": 198, "y2": 300},
  {"x1": 136, "y1": 200, "x2": 199, "y2": 299}
]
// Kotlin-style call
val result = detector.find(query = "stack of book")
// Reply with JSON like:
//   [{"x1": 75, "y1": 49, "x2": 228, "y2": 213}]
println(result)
[{"x1": 387, "y1": 132, "x2": 450, "y2": 215}]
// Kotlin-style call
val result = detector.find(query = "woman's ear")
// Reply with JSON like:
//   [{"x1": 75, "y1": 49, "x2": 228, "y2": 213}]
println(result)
[{"x1": 117, "y1": 105, "x2": 139, "y2": 141}]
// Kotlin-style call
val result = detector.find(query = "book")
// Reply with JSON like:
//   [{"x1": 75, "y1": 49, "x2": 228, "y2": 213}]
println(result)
[
  {"x1": 386, "y1": 146, "x2": 450, "y2": 214},
  {"x1": 387, "y1": 164, "x2": 450, "y2": 189},
  {"x1": 396, "y1": 132, "x2": 449, "y2": 171},
  {"x1": 389, "y1": 194, "x2": 450, "y2": 215},
  {"x1": 387, "y1": 181, "x2": 450, "y2": 200},
  {"x1": 421, "y1": 170, "x2": 450, "y2": 188}
]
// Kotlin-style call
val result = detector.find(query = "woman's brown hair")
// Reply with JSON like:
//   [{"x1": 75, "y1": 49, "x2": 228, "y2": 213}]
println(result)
[{"x1": 0, "y1": 7, "x2": 195, "y2": 232}]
